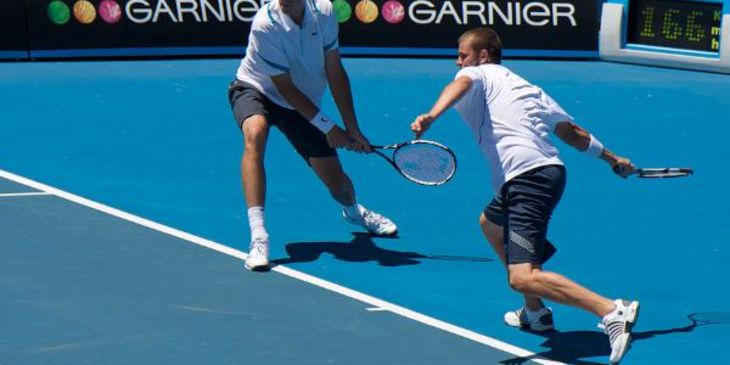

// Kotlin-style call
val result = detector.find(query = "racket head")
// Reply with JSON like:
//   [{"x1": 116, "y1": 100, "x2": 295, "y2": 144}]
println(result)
[
  {"x1": 383, "y1": 140, "x2": 457, "y2": 186},
  {"x1": 636, "y1": 168, "x2": 693, "y2": 178}
]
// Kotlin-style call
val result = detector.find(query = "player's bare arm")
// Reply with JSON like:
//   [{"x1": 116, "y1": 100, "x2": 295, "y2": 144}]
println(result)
[
  {"x1": 553, "y1": 121, "x2": 636, "y2": 178},
  {"x1": 325, "y1": 49, "x2": 369, "y2": 153},
  {"x1": 270, "y1": 72, "x2": 353, "y2": 150},
  {"x1": 412, "y1": 76, "x2": 473, "y2": 139}
]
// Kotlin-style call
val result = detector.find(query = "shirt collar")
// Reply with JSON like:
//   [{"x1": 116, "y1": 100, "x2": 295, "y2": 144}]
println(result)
[{"x1": 269, "y1": 0, "x2": 314, "y2": 32}]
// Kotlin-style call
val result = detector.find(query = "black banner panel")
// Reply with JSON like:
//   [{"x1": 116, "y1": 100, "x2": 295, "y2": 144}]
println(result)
[
  {"x1": 24, "y1": 0, "x2": 598, "y2": 58},
  {"x1": 338, "y1": 0, "x2": 598, "y2": 56},
  {"x1": 1, "y1": 0, "x2": 29, "y2": 59},
  {"x1": 26, "y1": 0, "x2": 255, "y2": 57}
]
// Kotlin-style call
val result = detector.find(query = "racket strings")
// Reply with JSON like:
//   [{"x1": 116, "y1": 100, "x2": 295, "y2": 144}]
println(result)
[{"x1": 393, "y1": 143, "x2": 456, "y2": 184}]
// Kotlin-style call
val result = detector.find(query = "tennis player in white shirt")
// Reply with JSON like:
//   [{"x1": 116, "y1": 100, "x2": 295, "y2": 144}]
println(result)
[
  {"x1": 411, "y1": 27, "x2": 639, "y2": 365},
  {"x1": 228, "y1": 0, "x2": 397, "y2": 271}
]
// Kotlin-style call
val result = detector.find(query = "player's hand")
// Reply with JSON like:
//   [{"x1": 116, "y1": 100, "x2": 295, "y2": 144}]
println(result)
[
  {"x1": 411, "y1": 114, "x2": 435, "y2": 139},
  {"x1": 326, "y1": 126, "x2": 355, "y2": 150},
  {"x1": 346, "y1": 128, "x2": 371, "y2": 153},
  {"x1": 611, "y1": 157, "x2": 636, "y2": 178}
]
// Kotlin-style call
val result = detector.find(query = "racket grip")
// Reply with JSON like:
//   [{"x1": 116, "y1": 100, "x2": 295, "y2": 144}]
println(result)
[{"x1": 612, "y1": 164, "x2": 635, "y2": 177}]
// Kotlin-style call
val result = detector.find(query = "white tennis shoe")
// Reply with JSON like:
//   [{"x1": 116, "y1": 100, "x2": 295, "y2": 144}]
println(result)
[
  {"x1": 343, "y1": 205, "x2": 398, "y2": 236},
  {"x1": 600, "y1": 299, "x2": 640, "y2": 364},
  {"x1": 504, "y1": 306, "x2": 555, "y2": 332},
  {"x1": 245, "y1": 236, "x2": 269, "y2": 271}
]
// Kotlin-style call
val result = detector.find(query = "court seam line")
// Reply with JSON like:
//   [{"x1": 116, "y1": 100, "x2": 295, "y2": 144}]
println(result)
[
  {"x1": 0, "y1": 169, "x2": 564, "y2": 365},
  {"x1": 0, "y1": 192, "x2": 51, "y2": 197}
]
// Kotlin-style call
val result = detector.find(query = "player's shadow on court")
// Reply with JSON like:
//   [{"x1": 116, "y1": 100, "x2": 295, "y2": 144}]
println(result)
[
  {"x1": 499, "y1": 312, "x2": 730, "y2": 365},
  {"x1": 271, "y1": 232, "x2": 492, "y2": 267}
]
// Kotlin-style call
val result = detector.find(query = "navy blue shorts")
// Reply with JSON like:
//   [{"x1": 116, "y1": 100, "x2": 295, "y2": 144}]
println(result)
[
  {"x1": 227, "y1": 79, "x2": 336, "y2": 162},
  {"x1": 484, "y1": 164, "x2": 566, "y2": 265}
]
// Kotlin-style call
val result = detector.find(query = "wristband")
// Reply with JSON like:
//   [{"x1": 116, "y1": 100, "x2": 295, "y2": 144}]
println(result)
[
  {"x1": 586, "y1": 134, "x2": 604, "y2": 158},
  {"x1": 309, "y1": 112, "x2": 336, "y2": 134}
]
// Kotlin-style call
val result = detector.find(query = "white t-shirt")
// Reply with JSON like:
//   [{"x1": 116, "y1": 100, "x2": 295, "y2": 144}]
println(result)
[
  {"x1": 454, "y1": 64, "x2": 573, "y2": 191},
  {"x1": 236, "y1": 0, "x2": 339, "y2": 109}
]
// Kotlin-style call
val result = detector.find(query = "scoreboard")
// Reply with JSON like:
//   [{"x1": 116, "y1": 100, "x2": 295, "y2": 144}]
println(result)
[{"x1": 600, "y1": 0, "x2": 730, "y2": 73}]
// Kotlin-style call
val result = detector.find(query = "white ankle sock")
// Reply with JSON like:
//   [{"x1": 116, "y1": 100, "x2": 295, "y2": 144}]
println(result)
[
  {"x1": 343, "y1": 203, "x2": 362, "y2": 219},
  {"x1": 247, "y1": 206, "x2": 268, "y2": 240}
]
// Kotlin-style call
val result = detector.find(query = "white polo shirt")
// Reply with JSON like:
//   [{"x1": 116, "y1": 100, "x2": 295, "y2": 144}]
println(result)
[
  {"x1": 453, "y1": 64, "x2": 572, "y2": 191},
  {"x1": 236, "y1": 0, "x2": 339, "y2": 109}
]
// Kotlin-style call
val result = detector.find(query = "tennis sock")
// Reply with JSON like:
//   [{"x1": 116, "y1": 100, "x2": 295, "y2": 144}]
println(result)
[
  {"x1": 343, "y1": 203, "x2": 363, "y2": 219},
  {"x1": 247, "y1": 206, "x2": 268, "y2": 240}
]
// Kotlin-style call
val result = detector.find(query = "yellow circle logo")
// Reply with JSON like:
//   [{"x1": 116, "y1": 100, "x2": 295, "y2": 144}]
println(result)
[
  {"x1": 355, "y1": 0, "x2": 378, "y2": 24},
  {"x1": 73, "y1": 0, "x2": 97, "y2": 24}
]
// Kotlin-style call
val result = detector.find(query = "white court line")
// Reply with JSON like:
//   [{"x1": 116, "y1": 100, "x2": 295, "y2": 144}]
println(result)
[
  {"x1": 0, "y1": 192, "x2": 52, "y2": 197},
  {"x1": 0, "y1": 168, "x2": 564, "y2": 365}
]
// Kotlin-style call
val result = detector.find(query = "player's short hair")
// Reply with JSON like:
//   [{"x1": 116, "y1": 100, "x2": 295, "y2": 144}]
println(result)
[{"x1": 458, "y1": 27, "x2": 503, "y2": 64}]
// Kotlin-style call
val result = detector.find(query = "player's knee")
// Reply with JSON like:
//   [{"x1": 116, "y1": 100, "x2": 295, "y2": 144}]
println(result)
[
  {"x1": 242, "y1": 115, "x2": 268, "y2": 149},
  {"x1": 479, "y1": 213, "x2": 488, "y2": 227},
  {"x1": 508, "y1": 270, "x2": 535, "y2": 293}
]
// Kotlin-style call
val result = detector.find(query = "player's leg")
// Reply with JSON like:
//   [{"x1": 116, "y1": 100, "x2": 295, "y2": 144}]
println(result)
[
  {"x1": 502, "y1": 164, "x2": 639, "y2": 363},
  {"x1": 480, "y1": 213, "x2": 545, "y2": 307},
  {"x1": 507, "y1": 264, "x2": 639, "y2": 364},
  {"x1": 241, "y1": 115, "x2": 269, "y2": 210},
  {"x1": 481, "y1": 200, "x2": 549, "y2": 330},
  {"x1": 229, "y1": 80, "x2": 272, "y2": 271},
  {"x1": 268, "y1": 103, "x2": 397, "y2": 236},
  {"x1": 508, "y1": 263, "x2": 615, "y2": 316},
  {"x1": 309, "y1": 156, "x2": 397, "y2": 236},
  {"x1": 309, "y1": 156, "x2": 355, "y2": 205}
]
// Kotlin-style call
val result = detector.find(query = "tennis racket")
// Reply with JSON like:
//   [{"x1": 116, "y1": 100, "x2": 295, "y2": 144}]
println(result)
[
  {"x1": 370, "y1": 140, "x2": 457, "y2": 186},
  {"x1": 615, "y1": 166, "x2": 693, "y2": 178}
]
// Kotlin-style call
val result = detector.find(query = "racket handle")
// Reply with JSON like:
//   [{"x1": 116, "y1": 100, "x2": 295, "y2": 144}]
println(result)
[{"x1": 613, "y1": 164, "x2": 637, "y2": 177}]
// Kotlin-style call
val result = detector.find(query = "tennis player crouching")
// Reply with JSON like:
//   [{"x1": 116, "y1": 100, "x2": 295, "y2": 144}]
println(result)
[
  {"x1": 411, "y1": 27, "x2": 640, "y2": 364},
  {"x1": 228, "y1": 0, "x2": 397, "y2": 271}
]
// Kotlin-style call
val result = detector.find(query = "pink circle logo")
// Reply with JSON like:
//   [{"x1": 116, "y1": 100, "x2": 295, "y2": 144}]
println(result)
[
  {"x1": 98, "y1": 0, "x2": 122, "y2": 24},
  {"x1": 382, "y1": 0, "x2": 404, "y2": 24}
]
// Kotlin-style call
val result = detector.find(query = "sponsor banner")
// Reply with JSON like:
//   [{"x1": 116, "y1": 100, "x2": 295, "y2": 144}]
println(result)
[
  {"x1": 1, "y1": 0, "x2": 29, "y2": 59},
  {"x1": 26, "y1": 0, "x2": 261, "y2": 56},
  {"x1": 336, "y1": 0, "x2": 598, "y2": 52},
  {"x1": 25, "y1": 0, "x2": 597, "y2": 58}
]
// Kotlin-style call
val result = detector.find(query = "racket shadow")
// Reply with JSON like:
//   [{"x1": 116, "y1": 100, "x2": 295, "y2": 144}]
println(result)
[
  {"x1": 270, "y1": 232, "x2": 492, "y2": 267},
  {"x1": 499, "y1": 311, "x2": 730, "y2": 365}
]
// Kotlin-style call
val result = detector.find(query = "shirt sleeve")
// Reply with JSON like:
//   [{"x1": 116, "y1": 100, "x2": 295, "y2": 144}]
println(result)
[
  {"x1": 539, "y1": 89, "x2": 574, "y2": 131},
  {"x1": 251, "y1": 25, "x2": 289, "y2": 76},
  {"x1": 453, "y1": 67, "x2": 487, "y2": 116},
  {"x1": 455, "y1": 67, "x2": 486, "y2": 99},
  {"x1": 319, "y1": 1, "x2": 339, "y2": 52},
  {"x1": 455, "y1": 67, "x2": 488, "y2": 94}
]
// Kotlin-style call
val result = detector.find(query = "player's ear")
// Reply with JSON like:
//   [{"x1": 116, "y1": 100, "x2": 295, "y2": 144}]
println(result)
[{"x1": 479, "y1": 49, "x2": 489, "y2": 64}]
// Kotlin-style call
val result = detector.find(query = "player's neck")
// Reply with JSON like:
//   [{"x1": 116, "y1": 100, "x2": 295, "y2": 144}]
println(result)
[{"x1": 285, "y1": 8, "x2": 305, "y2": 26}]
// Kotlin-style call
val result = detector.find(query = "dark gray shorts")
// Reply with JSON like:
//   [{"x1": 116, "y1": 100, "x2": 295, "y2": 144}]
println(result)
[
  {"x1": 227, "y1": 79, "x2": 336, "y2": 161},
  {"x1": 484, "y1": 164, "x2": 566, "y2": 265}
]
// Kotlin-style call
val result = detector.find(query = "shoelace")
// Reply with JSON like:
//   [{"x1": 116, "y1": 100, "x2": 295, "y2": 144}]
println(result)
[
  {"x1": 250, "y1": 240, "x2": 268, "y2": 256},
  {"x1": 515, "y1": 308, "x2": 529, "y2": 323},
  {"x1": 362, "y1": 210, "x2": 389, "y2": 227}
]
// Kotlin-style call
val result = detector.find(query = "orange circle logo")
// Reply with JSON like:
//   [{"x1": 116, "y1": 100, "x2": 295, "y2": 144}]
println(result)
[
  {"x1": 355, "y1": 0, "x2": 378, "y2": 24},
  {"x1": 73, "y1": 0, "x2": 97, "y2": 24}
]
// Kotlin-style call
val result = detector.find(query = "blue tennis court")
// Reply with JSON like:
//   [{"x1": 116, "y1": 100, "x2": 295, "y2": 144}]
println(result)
[{"x1": 1, "y1": 58, "x2": 729, "y2": 364}]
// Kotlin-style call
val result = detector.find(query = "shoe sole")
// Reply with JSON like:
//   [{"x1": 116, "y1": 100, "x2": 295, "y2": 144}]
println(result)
[
  {"x1": 611, "y1": 301, "x2": 640, "y2": 364},
  {"x1": 343, "y1": 216, "x2": 398, "y2": 237},
  {"x1": 245, "y1": 261, "x2": 270, "y2": 272},
  {"x1": 504, "y1": 316, "x2": 555, "y2": 332}
]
